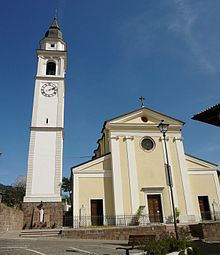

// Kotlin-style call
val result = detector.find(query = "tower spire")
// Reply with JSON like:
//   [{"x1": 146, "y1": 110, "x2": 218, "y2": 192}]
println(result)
[{"x1": 44, "y1": 17, "x2": 62, "y2": 39}]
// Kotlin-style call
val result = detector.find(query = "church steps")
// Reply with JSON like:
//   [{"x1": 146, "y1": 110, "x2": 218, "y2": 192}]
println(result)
[{"x1": 20, "y1": 229, "x2": 61, "y2": 238}]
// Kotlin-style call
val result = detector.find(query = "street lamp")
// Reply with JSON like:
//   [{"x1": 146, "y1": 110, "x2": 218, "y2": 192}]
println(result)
[{"x1": 158, "y1": 120, "x2": 179, "y2": 240}]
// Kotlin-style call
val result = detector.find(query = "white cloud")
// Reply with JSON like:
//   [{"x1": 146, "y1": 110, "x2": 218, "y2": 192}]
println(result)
[
  {"x1": 120, "y1": 0, "x2": 216, "y2": 74},
  {"x1": 169, "y1": 0, "x2": 215, "y2": 74}
]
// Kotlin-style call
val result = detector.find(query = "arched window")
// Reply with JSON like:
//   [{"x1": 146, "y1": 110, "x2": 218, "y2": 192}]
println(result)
[{"x1": 46, "y1": 62, "x2": 56, "y2": 75}]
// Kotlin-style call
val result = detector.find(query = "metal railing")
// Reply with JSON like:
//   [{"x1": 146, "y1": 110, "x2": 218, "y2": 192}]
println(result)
[
  {"x1": 63, "y1": 212, "x2": 220, "y2": 228},
  {"x1": 200, "y1": 211, "x2": 220, "y2": 221},
  {"x1": 64, "y1": 214, "x2": 163, "y2": 228}
]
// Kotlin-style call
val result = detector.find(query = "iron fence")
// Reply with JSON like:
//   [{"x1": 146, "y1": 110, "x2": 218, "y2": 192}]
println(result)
[
  {"x1": 64, "y1": 214, "x2": 164, "y2": 228},
  {"x1": 63, "y1": 212, "x2": 220, "y2": 228},
  {"x1": 200, "y1": 211, "x2": 220, "y2": 221}
]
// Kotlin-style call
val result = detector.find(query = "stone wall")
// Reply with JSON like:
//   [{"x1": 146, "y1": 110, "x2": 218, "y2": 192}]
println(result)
[
  {"x1": 62, "y1": 225, "x2": 167, "y2": 240},
  {"x1": 199, "y1": 222, "x2": 220, "y2": 241},
  {"x1": 22, "y1": 202, "x2": 63, "y2": 229},
  {"x1": 0, "y1": 204, "x2": 23, "y2": 231}
]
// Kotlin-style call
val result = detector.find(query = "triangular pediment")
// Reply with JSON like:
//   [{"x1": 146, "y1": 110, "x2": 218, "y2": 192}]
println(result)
[
  {"x1": 186, "y1": 154, "x2": 218, "y2": 170},
  {"x1": 72, "y1": 154, "x2": 112, "y2": 174},
  {"x1": 106, "y1": 107, "x2": 184, "y2": 126}
]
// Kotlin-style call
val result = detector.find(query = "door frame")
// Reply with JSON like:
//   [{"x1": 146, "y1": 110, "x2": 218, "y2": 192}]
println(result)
[
  {"x1": 89, "y1": 197, "x2": 106, "y2": 224},
  {"x1": 197, "y1": 195, "x2": 212, "y2": 221},
  {"x1": 143, "y1": 187, "x2": 165, "y2": 223}
]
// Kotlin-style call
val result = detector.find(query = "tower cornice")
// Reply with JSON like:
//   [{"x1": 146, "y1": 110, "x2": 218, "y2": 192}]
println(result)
[{"x1": 35, "y1": 75, "x2": 65, "y2": 80}]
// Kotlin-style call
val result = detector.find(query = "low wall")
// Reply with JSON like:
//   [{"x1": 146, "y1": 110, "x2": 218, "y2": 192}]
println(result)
[
  {"x1": 200, "y1": 222, "x2": 220, "y2": 241},
  {"x1": 0, "y1": 204, "x2": 23, "y2": 231},
  {"x1": 190, "y1": 222, "x2": 220, "y2": 241},
  {"x1": 62, "y1": 225, "x2": 167, "y2": 240}
]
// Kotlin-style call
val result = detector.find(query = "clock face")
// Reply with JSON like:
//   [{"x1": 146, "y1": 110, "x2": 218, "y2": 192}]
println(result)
[{"x1": 41, "y1": 83, "x2": 57, "y2": 97}]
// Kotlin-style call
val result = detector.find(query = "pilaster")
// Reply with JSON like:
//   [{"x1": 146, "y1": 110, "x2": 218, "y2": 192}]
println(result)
[
  {"x1": 174, "y1": 137, "x2": 194, "y2": 216},
  {"x1": 160, "y1": 136, "x2": 178, "y2": 209},
  {"x1": 110, "y1": 135, "x2": 124, "y2": 216},
  {"x1": 125, "y1": 136, "x2": 140, "y2": 214}
]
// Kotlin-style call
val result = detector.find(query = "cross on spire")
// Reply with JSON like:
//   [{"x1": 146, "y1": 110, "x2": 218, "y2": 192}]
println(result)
[
  {"x1": 139, "y1": 96, "x2": 145, "y2": 108},
  {"x1": 55, "y1": 9, "x2": 58, "y2": 20}
]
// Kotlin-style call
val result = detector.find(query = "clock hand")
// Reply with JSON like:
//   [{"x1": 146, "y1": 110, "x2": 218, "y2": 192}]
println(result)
[{"x1": 48, "y1": 87, "x2": 56, "y2": 91}]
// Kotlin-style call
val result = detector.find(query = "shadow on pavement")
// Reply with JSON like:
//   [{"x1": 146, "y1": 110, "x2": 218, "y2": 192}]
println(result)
[{"x1": 193, "y1": 240, "x2": 220, "y2": 255}]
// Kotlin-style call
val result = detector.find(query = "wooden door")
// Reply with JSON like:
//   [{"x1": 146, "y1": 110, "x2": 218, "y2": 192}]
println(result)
[
  {"x1": 91, "y1": 199, "x2": 103, "y2": 226},
  {"x1": 198, "y1": 196, "x2": 211, "y2": 220},
  {"x1": 147, "y1": 195, "x2": 163, "y2": 223}
]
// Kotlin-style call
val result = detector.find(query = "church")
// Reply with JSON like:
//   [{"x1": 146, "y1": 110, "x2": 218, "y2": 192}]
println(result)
[
  {"x1": 72, "y1": 106, "x2": 220, "y2": 226},
  {"x1": 23, "y1": 18, "x2": 220, "y2": 229}
]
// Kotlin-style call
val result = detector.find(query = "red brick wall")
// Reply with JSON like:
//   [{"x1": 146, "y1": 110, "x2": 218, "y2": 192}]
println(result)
[{"x1": 0, "y1": 204, "x2": 23, "y2": 231}]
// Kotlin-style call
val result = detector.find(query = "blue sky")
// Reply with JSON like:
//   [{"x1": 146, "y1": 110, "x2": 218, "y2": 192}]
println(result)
[{"x1": 0, "y1": 0, "x2": 219, "y2": 185}]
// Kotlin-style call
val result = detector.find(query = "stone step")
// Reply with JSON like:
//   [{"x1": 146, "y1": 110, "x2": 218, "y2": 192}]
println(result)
[{"x1": 20, "y1": 229, "x2": 61, "y2": 238}]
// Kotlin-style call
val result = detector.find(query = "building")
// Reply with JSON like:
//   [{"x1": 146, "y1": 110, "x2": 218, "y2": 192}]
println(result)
[
  {"x1": 192, "y1": 104, "x2": 220, "y2": 127},
  {"x1": 72, "y1": 106, "x2": 220, "y2": 227},
  {"x1": 23, "y1": 18, "x2": 67, "y2": 228}
]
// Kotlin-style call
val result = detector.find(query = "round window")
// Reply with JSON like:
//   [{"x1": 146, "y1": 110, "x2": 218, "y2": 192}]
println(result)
[
  {"x1": 141, "y1": 116, "x2": 148, "y2": 122},
  {"x1": 141, "y1": 137, "x2": 155, "y2": 151}
]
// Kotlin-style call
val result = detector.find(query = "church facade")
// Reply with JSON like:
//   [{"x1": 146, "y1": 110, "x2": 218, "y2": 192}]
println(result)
[{"x1": 72, "y1": 107, "x2": 220, "y2": 226}]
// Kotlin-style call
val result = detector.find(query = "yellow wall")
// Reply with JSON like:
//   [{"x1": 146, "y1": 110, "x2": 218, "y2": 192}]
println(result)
[
  {"x1": 115, "y1": 135, "x2": 184, "y2": 217},
  {"x1": 78, "y1": 177, "x2": 114, "y2": 216},
  {"x1": 134, "y1": 136, "x2": 166, "y2": 188},
  {"x1": 189, "y1": 174, "x2": 218, "y2": 216},
  {"x1": 134, "y1": 136, "x2": 174, "y2": 216}
]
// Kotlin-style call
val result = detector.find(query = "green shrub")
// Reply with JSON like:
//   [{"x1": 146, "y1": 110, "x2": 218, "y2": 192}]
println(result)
[{"x1": 142, "y1": 237, "x2": 199, "y2": 255}]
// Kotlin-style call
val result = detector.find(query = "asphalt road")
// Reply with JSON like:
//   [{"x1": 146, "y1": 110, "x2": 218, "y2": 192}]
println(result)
[
  {"x1": 0, "y1": 232, "x2": 220, "y2": 255},
  {"x1": 0, "y1": 237, "x2": 138, "y2": 255}
]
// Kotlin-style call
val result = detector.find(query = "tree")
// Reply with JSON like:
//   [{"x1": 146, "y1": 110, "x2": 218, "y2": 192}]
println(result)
[
  {"x1": 61, "y1": 176, "x2": 71, "y2": 204},
  {"x1": 1, "y1": 176, "x2": 26, "y2": 209}
]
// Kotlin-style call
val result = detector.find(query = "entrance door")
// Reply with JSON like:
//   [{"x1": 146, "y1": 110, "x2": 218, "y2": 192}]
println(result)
[
  {"x1": 91, "y1": 199, "x2": 104, "y2": 226},
  {"x1": 147, "y1": 195, "x2": 163, "y2": 223},
  {"x1": 198, "y1": 196, "x2": 211, "y2": 220}
]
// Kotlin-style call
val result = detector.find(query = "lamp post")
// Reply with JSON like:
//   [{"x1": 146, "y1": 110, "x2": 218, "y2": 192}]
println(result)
[{"x1": 158, "y1": 120, "x2": 179, "y2": 240}]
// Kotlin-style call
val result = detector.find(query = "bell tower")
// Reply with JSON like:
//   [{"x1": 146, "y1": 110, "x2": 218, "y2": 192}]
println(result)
[{"x1": 23, "y1": 18, "x2": 67, "y2": 228}]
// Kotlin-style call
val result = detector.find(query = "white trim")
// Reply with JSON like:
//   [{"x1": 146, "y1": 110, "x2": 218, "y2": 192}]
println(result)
[
  {"x1": 188, "y1": 170, "x2": 218, "y2": 175},
  {"x1": 125, "y1": 136, "x2": 140, "y2": 214},
  {"x1": 213, "y1": 171, "x2": 220, "y2": 203},
  {"x1": 188, "y1": 168, "x2": 217, "y2": 172},
  {"x1": 109, "y1": 132, "x2": 177, "y2": 138},
  {"x1": 110, "y1": 135, "x2": 124, "y2": 215},
  {"x1": 73, "y1": 174, "x2": 79, "y2": 217},
  {"x1": 74, "y1": 172, "x2": 112, "y2": 178},
  {"x1": 174, "y1": 137, "x2": 193, "y2": 215},
  {"x1": 186, "y1": 154, "x2": 217, "y2": 168},
  {"x1": 73, "y1": 154, "x2": 111, "y2": 172}
]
